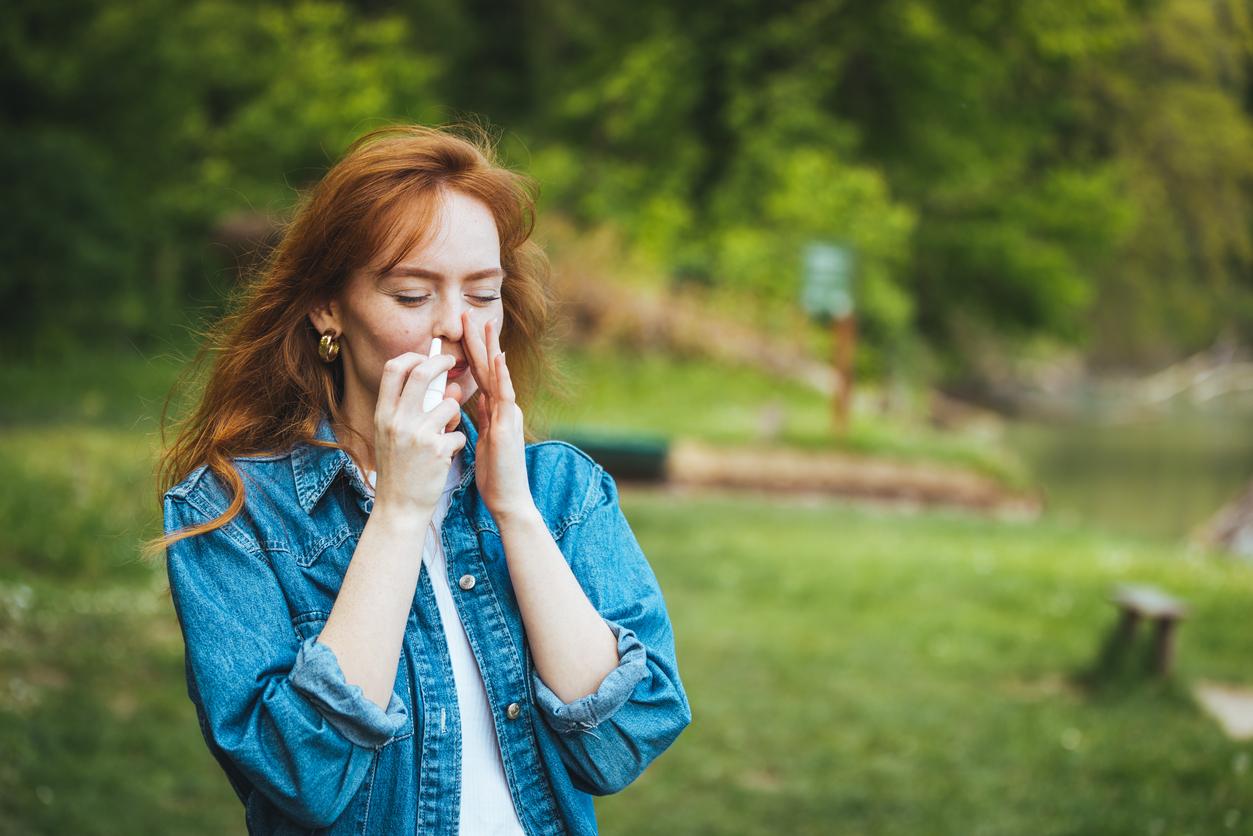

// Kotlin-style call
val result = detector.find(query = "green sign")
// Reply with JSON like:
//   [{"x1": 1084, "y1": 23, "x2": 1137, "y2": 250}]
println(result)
[{"x1": 801, "y1": 241, "x2": 855, "y2": 319}]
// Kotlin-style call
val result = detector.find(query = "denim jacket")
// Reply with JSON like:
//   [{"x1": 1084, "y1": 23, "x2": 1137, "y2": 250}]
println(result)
[{"x1": 161, "y1": 407, "x2": 691, "y2": 835}]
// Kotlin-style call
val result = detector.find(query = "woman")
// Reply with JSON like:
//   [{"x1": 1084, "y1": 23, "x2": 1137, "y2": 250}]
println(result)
[{"x1": 154, "y1": 123, "x2": 691, "y2": 835}]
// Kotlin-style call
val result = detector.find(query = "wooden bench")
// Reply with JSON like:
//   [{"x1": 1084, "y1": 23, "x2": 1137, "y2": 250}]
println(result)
[{"x1": 1097, "y1": 584, "x2": 1188, "y2": 677}]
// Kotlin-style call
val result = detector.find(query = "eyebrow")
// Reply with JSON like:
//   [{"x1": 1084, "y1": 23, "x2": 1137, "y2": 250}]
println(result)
[{"x1": 380, "y1": 266, "x2": 505, "y2": 282}]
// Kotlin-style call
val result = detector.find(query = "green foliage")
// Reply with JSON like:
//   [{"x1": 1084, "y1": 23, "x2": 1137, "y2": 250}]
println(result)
[
  {"x1": 711, "y1": 146, "x2": 915, "y2": 345},
  {"x1": 1, "y1": 0, "x2": 440, "y2": 353},
  {"x1": 4, "y1": 0, "x2": 1252, "y2": 371},
  {"x1": 1084, "y1": 0, "x2": 1253, "y2": 365},
  {"x1": 162, "y1": 0, "x2": 440, "y2": 215}
]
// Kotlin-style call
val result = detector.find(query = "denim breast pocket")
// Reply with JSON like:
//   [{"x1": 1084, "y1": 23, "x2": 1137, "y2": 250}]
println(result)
[
  {"x1": 283, "y1": 525, "x2": 359, "y2": 612},
  {"x1": 290, "y1": 611, "x2": 416, "y2": 747}
]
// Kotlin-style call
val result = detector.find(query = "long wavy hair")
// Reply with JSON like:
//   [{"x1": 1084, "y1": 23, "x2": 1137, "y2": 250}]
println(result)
[{"x1": 147, "y1": 122, "x2": 564, "y2": 557}]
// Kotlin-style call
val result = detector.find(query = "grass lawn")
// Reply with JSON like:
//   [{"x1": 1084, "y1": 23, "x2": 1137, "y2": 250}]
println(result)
[
  {"x1": 600, "y1": 489, "x2": 1253, "y2": 835},
  {"x1": 541, "y1": 347, "x2": 1031, "y2": 490},
  {"x1": 1, "y1": 348, "x2": 1248, "y2": 833},
  {"x1": 2, "y1": 427, "x2": 1250, "y2": 833}
]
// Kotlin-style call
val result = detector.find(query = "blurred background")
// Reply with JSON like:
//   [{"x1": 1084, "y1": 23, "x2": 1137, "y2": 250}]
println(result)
[{"x1": 3, "y1": 0, "x2": 1253, "y2": 832}]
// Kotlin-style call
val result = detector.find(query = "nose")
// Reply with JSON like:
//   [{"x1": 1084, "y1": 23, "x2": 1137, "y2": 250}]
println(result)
[{"x1": 431, "y1": 294, "x2": 467, "y2": 345}]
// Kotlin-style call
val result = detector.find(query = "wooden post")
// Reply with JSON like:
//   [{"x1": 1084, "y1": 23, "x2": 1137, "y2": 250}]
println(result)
[
  {"x1": 1096, "y1": 608, "x2": 1141, "y2": 674},
  {"x1": 833, "y1": 314, "x2": 857, "y2": 434},
  {"x1": 1151, "y1": 617, "x2": 1180, "y2": 676}
]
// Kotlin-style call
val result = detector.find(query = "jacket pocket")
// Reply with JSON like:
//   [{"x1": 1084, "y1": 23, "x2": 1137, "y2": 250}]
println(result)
[
  {"x1": 290, "y1": 525, "x2": 357, "y2": 569},
  {"x1": 279, "y1": 528, "x2": 360, "y2": 616}
]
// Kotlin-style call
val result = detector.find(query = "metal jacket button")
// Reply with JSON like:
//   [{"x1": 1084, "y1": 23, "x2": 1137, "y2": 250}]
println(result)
[
  {"x1": 458, "y1": 574, "x2": 476, "y2": 591},
  {"x1": 506, "y1": 702, "x2": 522, "y2": 720}
]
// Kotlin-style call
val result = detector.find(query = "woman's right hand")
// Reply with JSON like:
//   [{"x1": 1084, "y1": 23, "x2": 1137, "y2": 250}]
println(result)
[{"x1": 371, "y1": 351, "x2": 467, "y2": 517}]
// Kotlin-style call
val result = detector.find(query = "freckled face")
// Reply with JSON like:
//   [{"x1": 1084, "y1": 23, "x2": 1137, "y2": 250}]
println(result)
[{"x1": 330, "y1": 189, "x2": 504, "y2": 410}]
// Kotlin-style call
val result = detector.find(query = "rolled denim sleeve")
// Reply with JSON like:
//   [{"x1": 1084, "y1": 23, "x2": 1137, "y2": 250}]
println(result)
[
  {"x1": 531, "y1": 619, "x2": 648, "y2": 734},
  {"x1": 162, "y1": 488, "x2": 397, "y2": 829},
  {"x1": 289, "y1": 636, "x2": 408, "y2": 748},
  {"x1": 536, "y1": 464, "x2": 692, "y2": 795}
]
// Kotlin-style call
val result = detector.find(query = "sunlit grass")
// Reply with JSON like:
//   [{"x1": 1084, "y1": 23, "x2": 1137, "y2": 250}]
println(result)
[
  {"x1": 0, "y1": 427, "x2": 160, "y2": 580},
  {"x1": 0, "y1": 573, "x2": 242, "y2": 834},
  {"x1": 2, "y1": 463, "x2": 1251, "y2": 833},
  {"x1": 542, "y1": 346, "x2": 1031, "y2": 489},
  {"x1": 598, "y1": 490, "x2": 1253, "y2": 835},
  {"x1": 4, "y1": 351, "x2": 1247, "y2": 833}
]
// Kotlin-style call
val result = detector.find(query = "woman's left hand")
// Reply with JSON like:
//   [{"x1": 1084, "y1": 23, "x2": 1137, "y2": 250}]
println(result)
[{"x1": 462, "y1": 311, "x2": 535, "y2": 522}]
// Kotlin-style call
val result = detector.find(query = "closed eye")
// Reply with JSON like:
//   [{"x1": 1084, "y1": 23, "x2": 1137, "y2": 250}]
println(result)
[{"x1": 394, "y1": 294, "x2": 500, "y2": 305}]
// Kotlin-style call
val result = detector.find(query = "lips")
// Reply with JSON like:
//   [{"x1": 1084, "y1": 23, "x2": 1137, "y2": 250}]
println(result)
[{"x1": 448, "y1": 363, "x2": 469, "y2": 380}]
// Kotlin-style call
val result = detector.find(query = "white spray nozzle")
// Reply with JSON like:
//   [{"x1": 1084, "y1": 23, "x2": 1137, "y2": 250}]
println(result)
[{"x1": 422, "y1": 337, "x2": 447, "y2": 415}]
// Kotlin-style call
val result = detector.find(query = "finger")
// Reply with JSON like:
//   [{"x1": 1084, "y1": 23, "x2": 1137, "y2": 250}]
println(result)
[
  {"x1": 443, "y1": 430, "x2": 468, "y2": 456},
  {"x1": 464, "y1": 323, "x2": 492, "y2": 429},
  {"x1": 475, "y1": 390, "x2": 490, "y2": 433},
  {"x1": 462, "y1": 311, "x2": 492, "y2": 397},
  {"x1": 416, "y1": 395, "x2": 461, "y2": 433},
  {"x1": 376, "y1": 352, "x2": 427, "y2": 421},
  {"x1": 496, "y1": 351, "x2": 516, "y2": 402},
  {"x1": 442, "y1": 382, "x2": 463, "y2": 432},
  {"x1": 488, "y1": 315, "x2": 503, "y2": 361},
  {"x1": 484, "y1": 318, "x2": 499, "y2": 395},
  {"x1": 396, "y1": 353, "x2": 456, "y2": 417}
]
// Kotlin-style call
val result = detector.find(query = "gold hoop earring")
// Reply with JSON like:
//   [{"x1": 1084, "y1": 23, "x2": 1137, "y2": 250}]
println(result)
[{"x1": 318, "y1": 330, "x2": 340, "y2": 363}]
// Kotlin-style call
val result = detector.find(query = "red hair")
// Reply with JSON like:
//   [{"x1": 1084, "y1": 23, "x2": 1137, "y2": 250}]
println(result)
[{"x1": 148, "y1": 122, "x2": 563, "y2": 556}]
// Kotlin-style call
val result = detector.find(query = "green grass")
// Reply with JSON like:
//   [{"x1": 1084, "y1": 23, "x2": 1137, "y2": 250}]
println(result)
[
  {"x1": 3, "y1": 349, "x2": 1248, "y2": 833},
  {"x1": 541, "y1": 347, "x2": 1031, "y2": 490},
  {"x1": 0, "y1": 427, "x2": 162, "y2": 581},
  {"x1": 598, "y1": 493, "x2": 1253, "y2": 835},
  {"x1": 0, "y1": 344, "x2": 193, "y2": 429},
  {"x1": 0, "y1": 573, "x2": 242, "y2": 834}
]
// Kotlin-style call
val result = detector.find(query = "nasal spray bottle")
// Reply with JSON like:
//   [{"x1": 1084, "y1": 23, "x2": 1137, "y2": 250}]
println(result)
[
  {"x1": 422, "y1": 337, "x2": 448, "y2": 415},
  {"x1": 367, "y1": 338, "x2": 449, "y2": 493}
]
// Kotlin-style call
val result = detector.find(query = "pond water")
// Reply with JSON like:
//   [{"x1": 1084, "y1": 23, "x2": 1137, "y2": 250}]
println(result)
[{"x1": 1003, "y1": 402, "x2": 1253, "y2": 546}]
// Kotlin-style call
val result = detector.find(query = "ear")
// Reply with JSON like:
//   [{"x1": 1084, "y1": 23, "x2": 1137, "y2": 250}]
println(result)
[{"x1": 308, "y1": 297, "x2": 340, "y2": 335}]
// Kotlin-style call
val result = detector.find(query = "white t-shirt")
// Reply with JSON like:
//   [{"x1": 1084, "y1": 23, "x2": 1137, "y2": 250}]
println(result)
[{"x1": 363, "y1": 456, "x2": 526, "y2": 835}]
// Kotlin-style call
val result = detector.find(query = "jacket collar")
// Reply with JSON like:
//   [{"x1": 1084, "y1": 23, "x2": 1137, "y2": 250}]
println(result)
[{"x1": 291, "y1": 406, "x2": 480, "y2": 514}]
